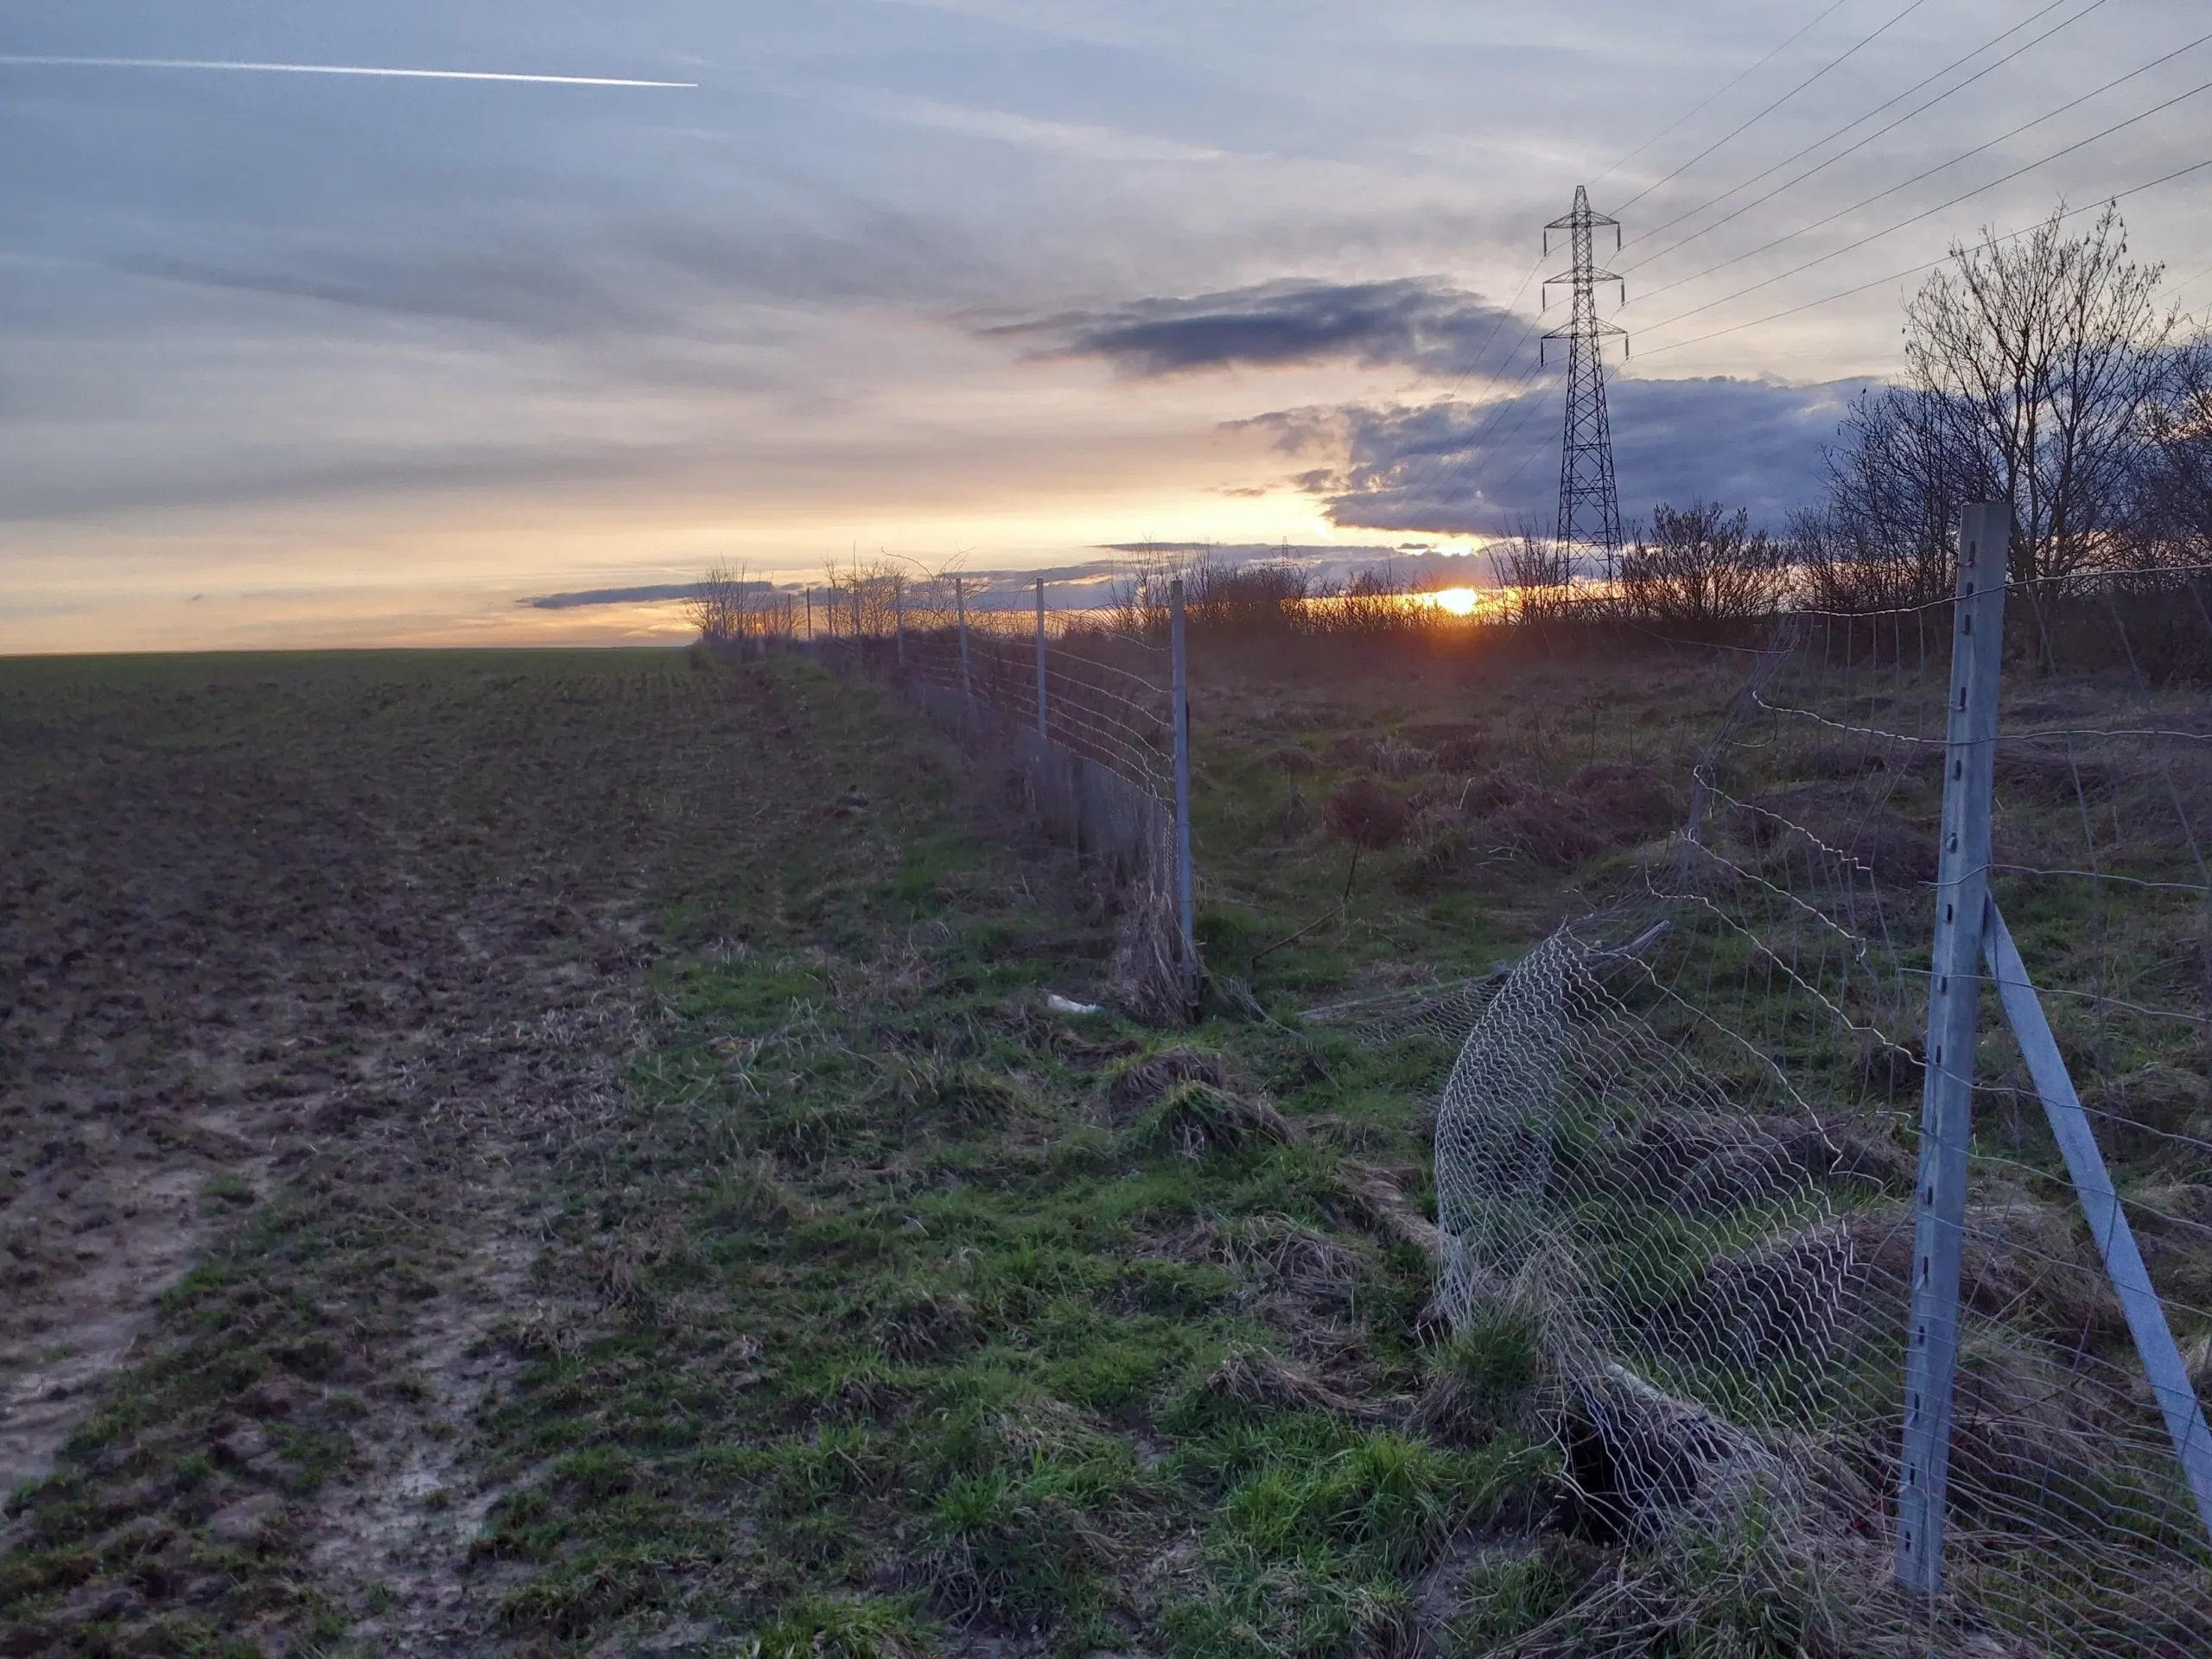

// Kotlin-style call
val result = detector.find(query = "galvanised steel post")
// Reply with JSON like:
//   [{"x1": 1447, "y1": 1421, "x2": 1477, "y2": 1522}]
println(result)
[{"x1": 1895, "y1": 501, "x2": 2008, "y2": 1596}]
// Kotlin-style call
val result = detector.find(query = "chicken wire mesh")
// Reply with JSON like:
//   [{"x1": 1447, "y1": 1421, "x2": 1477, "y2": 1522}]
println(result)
[{"x1": 1344, "y1": 567, "x2": 2212, "y2": 1655}]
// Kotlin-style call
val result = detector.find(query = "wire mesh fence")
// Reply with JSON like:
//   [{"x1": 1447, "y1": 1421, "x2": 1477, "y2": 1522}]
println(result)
[
  {"x1": 1331, "y1": 552, "x2": 2212, "y2": 1654},
  {"x1": 788, "y1": 590, "x2": 1198, "y2": 1019}
]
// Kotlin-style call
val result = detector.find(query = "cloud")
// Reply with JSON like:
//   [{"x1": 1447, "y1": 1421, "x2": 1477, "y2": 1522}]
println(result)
[
  {"x1": 524, "y1": 582, "x2": 715, "y2": 610},
  {"x1": 1240, "y1": 374, "x2": 1876, "y2": 535},
  {"x1": 854, "y1": 90, "x2": 1225, "y2": 162},
  {"x1": 992, "y1": 276, "x2": 1519, "y2": 378}
]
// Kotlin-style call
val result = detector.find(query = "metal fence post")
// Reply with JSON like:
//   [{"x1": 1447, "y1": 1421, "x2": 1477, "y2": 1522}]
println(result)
[
  {"x1": 956, "y1": 576, "x2": 971, "y2": 702},
  {"x1": 895, "y1": 587, "x2": 906, "y2": 668},
  {"x1": 1035, "y1": 578, "x2": 1049, "y2": 736},
  {"x1": 1170, "y1": 577, "x2": 1198, "y2": 1012},
  {"x1": 1895, "y1": 501, "x2": 2008, "y2": 1597},
  {"x1": 1983, "y1": 901, "x2": 2212, "y2": 1544}
]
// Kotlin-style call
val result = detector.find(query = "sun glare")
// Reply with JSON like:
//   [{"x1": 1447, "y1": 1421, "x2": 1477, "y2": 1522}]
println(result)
[{"x1": 1420, "y1": 586, "x2": 1496, "y2": 617}]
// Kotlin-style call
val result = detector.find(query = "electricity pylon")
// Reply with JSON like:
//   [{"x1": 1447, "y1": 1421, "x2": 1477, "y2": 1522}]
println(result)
[{"x1": 1542, "y1": 186, "x2": 1627, "y2": 576}]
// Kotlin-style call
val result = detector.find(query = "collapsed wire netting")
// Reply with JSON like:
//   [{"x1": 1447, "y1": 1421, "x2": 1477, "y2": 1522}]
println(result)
[{"x1": 1327, "y1": 565, "x2": 2212, "y2": 1655}]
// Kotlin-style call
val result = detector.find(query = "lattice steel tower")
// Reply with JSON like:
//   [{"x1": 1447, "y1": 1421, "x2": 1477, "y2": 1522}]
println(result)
[{"x1": 1542, "y1": 187, "x2": 1628, "y2": 571}]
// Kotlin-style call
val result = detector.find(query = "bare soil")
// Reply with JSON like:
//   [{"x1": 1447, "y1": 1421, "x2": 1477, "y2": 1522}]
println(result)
[{"x1": 0, "y1": 651, "x2": 766, "y2": 1649}]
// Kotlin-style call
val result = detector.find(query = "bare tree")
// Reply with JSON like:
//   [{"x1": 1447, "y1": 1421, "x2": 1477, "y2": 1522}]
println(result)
[
  {"x1": 2126, "y1": 334, "x2": 2212, "y2": 568},
  {"x1": 685, "y1": 561, "x2": 748, "y2": 646},
  {"x1": 1618, "y1": 501, "x2": 1786, "y2": 627},
  {"x1": 1904, "y1": 203, "x2": 2180, "y2": 582},
  {"x1": 1808, "y1": 386, "x2": 1980, "y2": 609},
  {"x1": 1486, "y1": 517, "x2": 1574, "y2": 623}
]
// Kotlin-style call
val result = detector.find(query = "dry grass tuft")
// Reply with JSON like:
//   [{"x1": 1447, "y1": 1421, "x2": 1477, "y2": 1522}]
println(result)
[
  {"x1": 1106, "y1": 1046, "x2": 1230, "y2": 1114},
  {"x1": 1567, "y1": 761, "x2": 1684, "y2": 844},
  {"x1": 1325, "y1": 776, "x2": 1410, "y2": 849},
  {"x1": 1137, "y1": 1081, "x2": 1299, "y2": 1160},
  {"x1": 902, "y1": 1060, "x2": 1040, "y2": 1129},
  {"x1": 1201, "y1": 1342, "x2": 1389, "y2": 1421},
  {"x1": 1374, "y1": 735, "x2": 1437, "y2": 779},
  {"x1": 865, "y1": 1283, "x2": 983, "y2": 1363}
]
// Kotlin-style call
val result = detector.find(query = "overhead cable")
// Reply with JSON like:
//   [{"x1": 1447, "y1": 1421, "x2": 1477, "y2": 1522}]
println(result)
[
  {"x1": 1620, "y1": 0, "x2": 2107, "y2": 269},
  {"x1": 1614, "y1": 0, "x2": 1937, "y2": 213},
  {"x1": 1626, "y1": 32, "x2": 2212, "y2": 312}
]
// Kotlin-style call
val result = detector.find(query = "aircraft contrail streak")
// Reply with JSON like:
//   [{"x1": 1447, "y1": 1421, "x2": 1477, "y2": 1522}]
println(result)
[{"x1": 0, "y1": 55, "x2": 696, "y2": 88}]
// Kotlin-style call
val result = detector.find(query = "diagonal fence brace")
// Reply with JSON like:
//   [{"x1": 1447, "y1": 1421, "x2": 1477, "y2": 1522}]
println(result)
[{"x1": 1984, "y1": 899, "x2": 2212, "y2": 1545}]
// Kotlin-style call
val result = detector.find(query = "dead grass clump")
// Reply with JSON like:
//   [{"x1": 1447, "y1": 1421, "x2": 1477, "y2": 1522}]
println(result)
[
  {"x1": 1622, "y1": 1114, "x2": 1910, "y2": 1211},
  {"x1": 906, "y1": 1061, "x2": 1039, "y2": 1130},
  {"x1": 1266, "y1": 786, "x2": 1313, "y2": 840},
  {"x1": 1404, "y1": 722, "x2": 1489, "y2": 771},
  {"x1": 1106, "y1": 1046, "x2": 1229, "y2": 1114},
  {"x1": 1373, "y1": 735, "x2": 1436, "y2": 779},
  {"x1": 2082, "y1": 1063, "x2": 2211, "y2": 1155},
  {"x1": 1486, "y1": 791, "x2": 1606, "y2": 870},
  {"x1": 1269, "y1": 743, "x2": 1319, "y2": 773},
  {"x1": 1325, "y1": 776, "x2": 1409, "y2": 849},
  {"x1": 866, "y1": 1284, "x2": 983, "y2": 1362},
  {"x1": 1843, "y1": 1202, "x2": 2114, "y2": 1343},
  {"x1": 1944, "y1": 1331, "x2": 2105, "y2": 1517},
  {"x1": 1997, "y1": 741, "x2": 2113, "y2": 805},
  {"x1": 1198, "y1": 1213, "x2": 1374, "y2": 1307},
  {"x1": 1458, "y1": 762, "x2": 1538, "y2": 816},
  {"x1": 1401, "y1": 805, "x2": 1471, "y2": 888},
  {"x1": 1567, "y1": 761, "x2": 1683, "y2": 843},
  {"x1": 1137, "y1": 1081, "x2": 1298, "y2": 1160},
  {"x1": 1783, "y1": 737, "x2": 1895, "y2": 783},
  {"x1": 1745, "y1": 785, "x2": 1936, "y2": 885},
  {"x1": 1320, "y1": 734, "x2": 1377, "y2": 769},
  {"x1": 1200, "y1": 1343, "x2": 1385, "y2": 1421}
]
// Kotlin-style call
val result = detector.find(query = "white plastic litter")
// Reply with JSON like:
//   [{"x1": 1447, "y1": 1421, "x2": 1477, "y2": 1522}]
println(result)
[{"x1": 1045, "y1": 993, "x2": 1104, "y2": 1015}]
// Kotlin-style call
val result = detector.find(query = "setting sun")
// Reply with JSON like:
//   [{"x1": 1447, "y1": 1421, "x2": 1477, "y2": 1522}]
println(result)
[{"x1": 1418, "y1": 586, "x2": 1503, "y2": 617}]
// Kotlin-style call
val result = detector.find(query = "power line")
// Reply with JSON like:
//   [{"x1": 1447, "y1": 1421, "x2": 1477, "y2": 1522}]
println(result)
[
  {"x1": 1625, "y1": 31, "x2": 2212, "y2": 313},
  {"x1": 1620, "y1": 0, "x2": 2105, "y2": 270},
  {"x1": 1591, "y1": 0, "x2": 1856, "y2": 190},
  {"x1": 2161, "y1": 251, "x2": 2212, "y2": 302},
  {"x1": 1614, "y1": 0, "x2": 1937, "y2": 213},
  {"x1": 1634, "y1": 149, "x2": 2212, "y2": 359},
  {"x1": 1355, "y1": 3, "x2": 1887, "y2": 540}
]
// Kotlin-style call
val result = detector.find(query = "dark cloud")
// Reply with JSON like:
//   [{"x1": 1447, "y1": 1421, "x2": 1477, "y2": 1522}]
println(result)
[
  {"x1": 1240, "y1": 374, "x2": 1875, "y2": 535},
  {"x1": 992, "y1": 276, "x2": 1517, "y2": 378},
  {"x1": 0, "y1": 437, "x2": 681, "y2": 524},
  {"x1": 525, "y1": 582, "x2": 714, "y2": 609}
]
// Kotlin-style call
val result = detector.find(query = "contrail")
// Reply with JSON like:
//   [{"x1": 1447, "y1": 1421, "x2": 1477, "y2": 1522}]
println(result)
[{"x1": 0, "y1": 55, "x2": 696, "y2": 88}]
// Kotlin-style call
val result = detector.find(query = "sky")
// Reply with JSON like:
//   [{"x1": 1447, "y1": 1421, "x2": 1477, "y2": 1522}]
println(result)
[{"x1": 4, "y1": 0, "x2": 2210, "y2": 651}]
